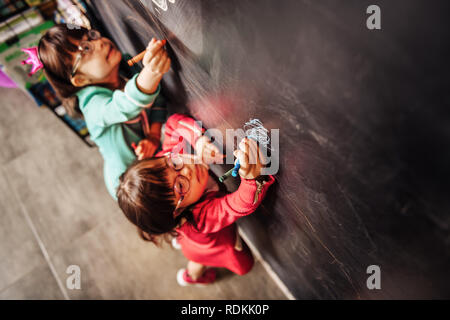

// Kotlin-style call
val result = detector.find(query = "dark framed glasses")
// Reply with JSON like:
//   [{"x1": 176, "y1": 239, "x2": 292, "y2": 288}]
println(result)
[
  {"x1": 166, "y1": 153, "x2": 191, "y2": 217},
  {"x1": 71, "y1": 29, "x2": 101, "y2": 77}
]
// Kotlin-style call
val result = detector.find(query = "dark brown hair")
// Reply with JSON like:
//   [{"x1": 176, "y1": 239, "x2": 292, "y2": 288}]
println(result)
[
  {"x1": 117, "y1": 157, "x2": 190, "y2": 245},
  {"x1": 38, "y1": 24, "x2": 88, "y2": 118}
]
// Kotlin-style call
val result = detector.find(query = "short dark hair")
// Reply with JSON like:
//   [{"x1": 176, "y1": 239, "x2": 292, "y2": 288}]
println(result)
[
  {"x1": 38, "y1": 24, "x2": 88, "y2": 118},
  {"x1": 117, "y1": 157, "x2": 187, "y2": 245}
]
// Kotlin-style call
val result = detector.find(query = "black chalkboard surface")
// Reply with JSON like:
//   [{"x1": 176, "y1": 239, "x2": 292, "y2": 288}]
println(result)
[{"x1": 88, "y1": 0, "x2": 450, "y2": 299}]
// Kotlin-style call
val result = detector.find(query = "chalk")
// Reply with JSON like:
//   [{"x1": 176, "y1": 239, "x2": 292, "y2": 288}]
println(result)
[
  {"x1": 219, "y1": 160, "x2": 241, "y2": 182},
  {"x1": 127, "y1": 39, "x2": 167, "y2": 66},
  {"x1": 219, "y1": 167, "x2": 234, "y2": 183},
  {"x1": 127, "y1": 51, "x2": 146, "y2": 66}
]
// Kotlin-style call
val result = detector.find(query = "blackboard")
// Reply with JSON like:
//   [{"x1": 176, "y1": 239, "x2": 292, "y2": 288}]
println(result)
[{"x1": 88, "y1": 0, "x2": 450, "y2": 299}]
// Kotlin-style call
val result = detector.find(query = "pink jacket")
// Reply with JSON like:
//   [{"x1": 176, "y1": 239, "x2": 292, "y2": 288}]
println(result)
[{"x1": 157, "y1": 114, "x2": 275, "y2": 274}]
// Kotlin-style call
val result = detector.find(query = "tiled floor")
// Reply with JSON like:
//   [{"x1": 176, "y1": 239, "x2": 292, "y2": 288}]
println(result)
[{"x1": 0, "y1": 87, "x2": 286, "y2": 300}]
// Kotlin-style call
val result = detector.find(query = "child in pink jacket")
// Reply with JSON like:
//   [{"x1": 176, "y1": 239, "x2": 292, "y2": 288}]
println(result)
[{"x1": 117, "y1": 114, "x2": 274, "y2": 285}]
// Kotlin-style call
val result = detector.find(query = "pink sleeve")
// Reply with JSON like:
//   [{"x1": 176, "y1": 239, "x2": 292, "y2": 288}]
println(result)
[
  {"x1": 194, "y1": 175, "x2": 275, "y2": 233},
  {"x1": 161, "y1": 114, "x2": 205, "y2": 154}
]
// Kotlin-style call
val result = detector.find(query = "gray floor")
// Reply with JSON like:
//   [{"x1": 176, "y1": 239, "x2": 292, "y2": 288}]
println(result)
[{"x1": 0, "y1": 87, "x2": 286, "y2": 300}]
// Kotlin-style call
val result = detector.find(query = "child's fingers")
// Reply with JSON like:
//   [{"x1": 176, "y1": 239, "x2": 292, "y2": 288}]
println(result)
[
  {"x1": 150, "y1": 52, "x2": 169, "y2": 74},
  {"x1": 144, "y1": 40, "x2": 165, "y2": 64},
  {"x1": 150, "y1": 50, "x2": 165, "y2": 66},
  {"x1": 161, "y1": 57, "x2": 171, "y2": 73},
  {"x1": 136, "y1": 140, "x2": 150, "y2": 157},
  {"x1": 238, "y1": 138, "x2": 258, "y2": 153},
  {"x1": 144, "y1": 47, "x2": 163, "y2": 65},
  {"x1": 233, "y1": 149, "x2": 249, "y2": 169},
  {"x1": 156, "y1": 51, "x2": 169, "y2": 69},
  {"x1": 145, "y1": 47, "x2": 163, "y2": 63},
  {"x1": 238, "y1": 138, "x2": 250, "y2": 156},
  {"x1": 239, "y1": 138, "x2": 259, "y2": 165},
  {"x1": 148, "y1": 41, "x2": 165, "y2": 55},
  {"x1": 163, "y1": 57, "x2": 171, "y2": 73},
  {"x1": 135, "y1": 145, "x2": 142, "y2": 154},
  {"x1": 137, "y1": 139, "x2": 147, "y2": 147},
  {"x1": 145, "y1": 38, "x2": 156, "y2": 49},
  {"x1": 144, "y1": 38, "x2": 155, "y2": 53},
  {"x1": 141, "y1": 140, "x2": 153, "y2": 151},
  {"x1": 140, "y1": 138, "x2": 160, "y2": 159},
  {"x1": 146, "y1": 38, "x2": 164, "y2": 51},
  {"x1": 150, "y1": 52, "x2": 166, "y2": 71}
]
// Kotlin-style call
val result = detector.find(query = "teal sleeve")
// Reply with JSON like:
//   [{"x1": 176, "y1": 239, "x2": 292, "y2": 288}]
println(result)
[{"x1": 78, "y1": 74, "x2": 160, "y2": 130}]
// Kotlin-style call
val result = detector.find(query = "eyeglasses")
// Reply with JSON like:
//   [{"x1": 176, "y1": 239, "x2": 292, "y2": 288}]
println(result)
[
  {"x1": 71, "y1": 29, "x2": 101, "y2": 77},
  {"x1": 166, "y1": 153, "x2": 191, "y2": 217}
]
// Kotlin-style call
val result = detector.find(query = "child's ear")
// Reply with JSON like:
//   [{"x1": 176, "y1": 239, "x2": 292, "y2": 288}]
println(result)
[{"x1": 70, "y1": 74, "x2": 90, "y2": 87}]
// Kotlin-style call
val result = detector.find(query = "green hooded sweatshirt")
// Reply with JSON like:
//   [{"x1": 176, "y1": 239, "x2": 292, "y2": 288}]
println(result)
[{"x1": 76, "y1": 73, "x2": 166, "y2": 199}]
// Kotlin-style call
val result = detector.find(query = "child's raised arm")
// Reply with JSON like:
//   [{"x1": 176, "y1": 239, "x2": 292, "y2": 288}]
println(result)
[
  {"x1": 194, "y1": 139, "x2": 274, "y2": 233},
  {"x1": 137, "y1": 39, "x2": 170, "y2": 94},
  {"x1": 77, "y1": 39, "x2": 169, "y2": 137},
  {"x1": 194, "y1": 176, "x2": 275, "y2": 234},
  {"x1": 78, "y1": 76, "x2": 160, "y2": 135}
]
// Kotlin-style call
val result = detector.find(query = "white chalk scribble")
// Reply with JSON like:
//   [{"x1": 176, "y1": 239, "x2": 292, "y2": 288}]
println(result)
[
  {"x1": 244, "y1": 119, "x2": 272, "y2": 150},
  {"x1": 151, "y1": 0, "x2": 175, "y2": 11}
]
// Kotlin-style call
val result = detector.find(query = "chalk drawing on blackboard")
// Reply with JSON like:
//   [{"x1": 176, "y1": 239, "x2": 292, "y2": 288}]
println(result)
[
  {"x1": 244, "y1": 119, "x2": 272, "y2": 150},
  {"x1": 151, "y1": 0, "x2": 175, "y2": 11}
]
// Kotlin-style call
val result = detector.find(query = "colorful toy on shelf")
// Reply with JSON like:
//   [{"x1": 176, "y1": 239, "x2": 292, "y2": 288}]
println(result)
[{"x1": 21, "y1": 46, "x2": 43, "y2": 76}]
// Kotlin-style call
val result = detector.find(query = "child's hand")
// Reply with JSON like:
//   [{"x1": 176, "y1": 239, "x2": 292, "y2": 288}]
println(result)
[
  {"x1": 142, "y1": 38, "x2": 171, "y2": 75},
  {"x1": 195, "y1": 136, "x2": 224, "y2": 164},
  {"x1": 135, "y1": 137, "x2": 160, "y2": 160},
  {"x1": 136, "y1": 38, "x2": 171, "y2": 95},
  {"x1": 233, "y1": 138, "x2": 265, "y2": 180}
]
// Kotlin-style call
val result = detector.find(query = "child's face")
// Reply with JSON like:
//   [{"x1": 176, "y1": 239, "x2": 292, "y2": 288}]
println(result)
[
  {"x1": 70, "y1": 34, "x2": 122, "y2": 86},
  {"x1": 164, "y1": 154, "x2": 209, "y2": 209}
]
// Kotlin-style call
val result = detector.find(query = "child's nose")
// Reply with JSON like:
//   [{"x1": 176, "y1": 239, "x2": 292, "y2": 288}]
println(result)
[
  {"x1": 91, "y1": 39, "x2": 104, "y2": 52},
  {"x1": 97, "y1": 39, "x2": 104, "y2": 50},
  {"x1": 180, "y1": 165, "x2": 192, "y2": 180}
]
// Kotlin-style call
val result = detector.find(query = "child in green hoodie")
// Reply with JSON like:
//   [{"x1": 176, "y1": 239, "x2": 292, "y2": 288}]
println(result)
[{"x1": 38, "y1": 24, "x2": 170, "y2": 198}]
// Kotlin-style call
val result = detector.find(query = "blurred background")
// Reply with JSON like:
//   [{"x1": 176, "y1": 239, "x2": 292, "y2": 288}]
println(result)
[{"x1": 1, "y1": 0, "x2": 450, "y2": 299}]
